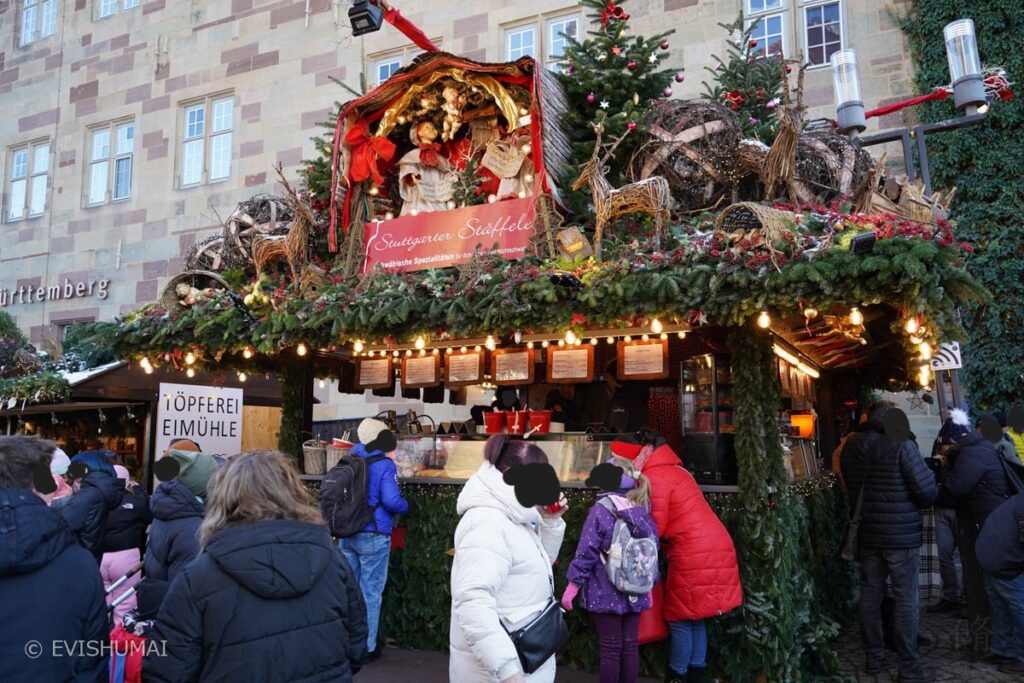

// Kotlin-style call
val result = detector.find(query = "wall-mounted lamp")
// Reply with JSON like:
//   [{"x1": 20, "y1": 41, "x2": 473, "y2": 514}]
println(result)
[
  {"x1": 831, "y1": 49, "x2": 865, "y2": 134},
  {"x1": 944, "y1": 18, "x2": 985, "y2": 113}
]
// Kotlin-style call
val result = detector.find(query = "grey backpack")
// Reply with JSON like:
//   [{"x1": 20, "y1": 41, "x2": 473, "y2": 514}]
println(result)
[{"x1": 597, "y1": 497, "x2": 659, "y2": 595}]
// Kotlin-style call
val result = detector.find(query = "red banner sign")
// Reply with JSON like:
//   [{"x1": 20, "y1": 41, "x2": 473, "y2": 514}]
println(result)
[{"x1": 362, "y1": 198, "x2": 536, "y2": 273}]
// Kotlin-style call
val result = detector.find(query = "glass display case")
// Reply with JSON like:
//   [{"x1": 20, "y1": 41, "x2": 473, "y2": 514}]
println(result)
[{"x1": 680, "y1": 354, "x2": 737, "y2": 484}]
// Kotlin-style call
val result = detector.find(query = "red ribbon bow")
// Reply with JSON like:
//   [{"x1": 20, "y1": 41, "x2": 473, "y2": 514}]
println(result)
[
  {"x1": 344, "y1": 123, "x2": 396, "y2": 187},
  {"x1": 600, "y1": 1, "x2": 629, "y2": 28}
]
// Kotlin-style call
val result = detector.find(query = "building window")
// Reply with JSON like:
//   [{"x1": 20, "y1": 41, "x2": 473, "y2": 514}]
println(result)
[
  {"x1": 804, "y1": 2, "x2": 843, "y2": 67},
  {"x1": 6, "y1": 141, "x2": 50, "y2": 222},
  {"x1": 749, "y1": 13, "x2": 785, "y2": 59},
  {"x1": 506, "y1": 25, "x2": 537, "y2": 61},
  {"x1": 21, "y1": 0, "x2": 58, "y2": 47},
  {"x1": 87, "y1": 121, "x2": 134, "y2": 206},
  {"x1": 178, "y1": 95, "x2": 233, "y2": 188},
  {"x1": 98, "y1": 0, "x2": 139, "y2": 18},
  {"x1": 374, "y1": 57, "x2": 402, "y2": 86},
  {"x1": 547, "y1": 14, "x2": 579, "y2": 70}
]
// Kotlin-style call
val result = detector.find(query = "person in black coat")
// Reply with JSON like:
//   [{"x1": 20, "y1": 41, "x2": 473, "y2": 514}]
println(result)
[
  {"x1": 143, "y1": 479, "x2": 205, "y2": 584},
  {"x1": 101, "y1": 465, "x2": 153, "y2": 623},
  {"x1": 143, "y1": 450, "x2": 368, "y2": 682},
  {"x1": 977, "y1": 492, "x2": 1024, "y2": 580},
  {"x1": 840, "y1": 403, "x2": 937, "y2": 682},
  {"x1": 0, "y1": 436, "x2": 108, "y2": 683},
  {"x1": 59, "y1": 452, "x2": 122, "y2": 562}
]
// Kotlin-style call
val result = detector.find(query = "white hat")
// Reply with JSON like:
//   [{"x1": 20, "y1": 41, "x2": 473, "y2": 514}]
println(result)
[
  {"x1": 50, "y1": 447, "x2": 71, "y2": 476},
  {"x1": 358, "y1": 418, "x2": 389, "y2": 447}
]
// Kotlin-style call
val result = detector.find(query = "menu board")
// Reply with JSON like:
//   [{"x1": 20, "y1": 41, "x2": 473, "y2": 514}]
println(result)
[
  {"x1": 445, "y1": 351, "x2": 484, "y2": 386},
  {"x1": 492, "y1": 349, "x2": 535, "y2": 385},
  {"x1": 356, "y1": 357, "x2": 393, "y2": 389},
  {"x1": 402, "y1": 354, "x2": 441, "y2": 388},
  {"x1": 546, "y1": 346, "x2": 594, "y2": 383},
  {"x1": 617, "y1": 340, "x2": 669, "y2": 380}
]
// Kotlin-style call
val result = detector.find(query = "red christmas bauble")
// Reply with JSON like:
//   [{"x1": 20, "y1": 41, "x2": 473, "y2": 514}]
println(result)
[
  {"x1": 627, "y1": 121, "x2": 637, "y2": 131},
  {"x1": 662, "y1": 86, "x2": 673, "y2": 97},
  {"x1": 587, "y1": 92, "x2": 595, "y2": 103},
  {"x1": 749, "y1": 39, "x2": 758, "y2": 48},
  {"x1": 627, "y1": 60, "x2": 637, "y2": 70},
  {"x1": 675, "y1": 72, "x2": 685, "y2": 83},
  {"x1": 660, "y1": 40, "x2": 670, "y2": 50}
]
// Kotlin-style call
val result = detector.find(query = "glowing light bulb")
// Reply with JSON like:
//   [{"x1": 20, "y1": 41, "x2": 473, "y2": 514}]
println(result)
[
  {"x1": 641, "y1": 334, "x2": 650, "y2": 342},
  {"x1": 677, "y1": 331, "x2": 687, "y2": 339},
  {"x1": 526, "y1": 341, "x2": 534, "y2": 349},
  {"x1": 242, "y1": 347, "x2": 254, "y2": 359},
  {"x1": 757, "y1": 311, "x2": 771, "y2": 329},
  {"x1": 410, "y1": 209, "x2": 419, "y2": 216},
  {"x1": 607, "y1": 337, "x2": 615, "y2": 344},
  {"x1": 905, "y1": 317, "x2": 920, "y2": 335},
  {"x1": 353, "y1": 341, "x2": 364, "y2": 353},
  {"x1": 405, "y1": 350, "x2": 413, "y2": 357},
  {"x1": 542, "y1": 340, "x2": 550, "y2": 348},
  {"x1": 849, "y1": 307, "x2": 864, "y2": 326},
  {"x1": 487, "y1": 194, "x2": 497, "y2": 204},
  {"x1": 474, "y1": 345, "x2": 482, "y2": 352},
  {"x1": 623, "y1": 335, "x2": 632, "y2": 343},
  {"x1": 485, "y1": 335, "x2": 496, "y2": 351},
  {"x1": 432, "y1": 348, "x2": 440, "y2": 355},
  {"x1": 919, "y1": 342, "x2": 933, "y2": 360},
  {"x1": 660, "y1": 333, "x2": 668, "y2": 340},
  {"x1": 384, "y1": 212, "x2": 394, "y2": 220},
  {"x1": 910, "y1": 335, "x2": 923, "y2": 345},
  {"x1": 144, "y1": 366, "x2": 154, "y2": 375},
  {"x1": 419, "y1": 349, "x2": 426, "y2": 357},
  {"x1": 392, "y1": 350, "x2": 400, "y2": 358},
  {"x1": 445, "y1": 347, "x2": 453, "y2": 354},
  {"x1": 590, "y1": 337, "x2": 599, "y2": 346},
  {"x1": 565, "y1": 330, "x2": 577, "y2": 345},
  {"x1": 186, "y1": 368, "x2": 195, "y2": 378},
  {"x1": 558, "y1": 340, "x2": 566, "y2": 347},
  {"x1": 520, "y1": 143, "x2": 532, "y2": 155},
  {"x1": 918, "y1": 365, "x2": 930, "y2": 387},
  {"x1": 318, "y1": 379, "x2": 326, "y2": 389},
  {"x1": 368, "y1": 186, "x2": 380, "y2": 196},
  {"x1": 803, "y1": 306, "x2": 818, "y2": 319},
  {"x1": 415, "y1": 337, "x2": 426, "y2": 350},
  {"x1": 184, "y1": 352, "x2": 196, "y2": 366},
  {"x1": 296, "y1": 343, "x2": 308, "y2": 356},
  {"x1": 651, "y1": 319, "x2": 663, "y2": 334},
  {"x1": 524, "y1": 173, "x2": 534, "y2": 183},
  {"x1": 460, "y1": 346, "x2": 468, "y2": 353},
  {"x1": 517, "y1": 191, "x2": 526, "y2": 198},
  {"x1": 237, "y1": 372, "x2": 247, "y2": 382},
  {"x1": 367, "y1": 350, "x2": 376, "y2": 357}
]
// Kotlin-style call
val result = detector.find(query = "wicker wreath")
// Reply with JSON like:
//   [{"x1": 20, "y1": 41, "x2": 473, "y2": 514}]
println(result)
[
  {"x1": 792, "y1": 131, "x2": 874, "y2": 205},
  {"x1": 159, "y1": 270, "x2": 232, "y2": 314}
]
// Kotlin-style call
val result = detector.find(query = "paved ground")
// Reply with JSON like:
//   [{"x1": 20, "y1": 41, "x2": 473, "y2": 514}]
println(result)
[
  {"x1": 834, "y1": 604, "x2": 1018, "y2": 683},
  {"x1": 355, "y1": 605, "x2": 1017, "y2": 682}
]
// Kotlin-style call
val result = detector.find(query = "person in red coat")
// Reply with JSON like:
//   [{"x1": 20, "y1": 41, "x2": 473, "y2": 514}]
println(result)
[{"x1": 611, "y1": 431, "x2": 742, "y2": 683}]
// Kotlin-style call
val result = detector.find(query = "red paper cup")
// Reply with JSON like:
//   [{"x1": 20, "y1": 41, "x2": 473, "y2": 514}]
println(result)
[
  {"x1": 505, "y1": 411, "x2": 526, "y2": 435},
  {"x1": 484, "y1": 411, "x2": 506, "y2": 434},
  {"x1": 528, "y1": 410, "x2": 552, "y2": 434}
]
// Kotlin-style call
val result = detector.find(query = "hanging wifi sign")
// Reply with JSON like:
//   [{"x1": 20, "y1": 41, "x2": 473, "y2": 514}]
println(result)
[{"x1": 930, "y1": 342, "x2": 963, "y2": 371}]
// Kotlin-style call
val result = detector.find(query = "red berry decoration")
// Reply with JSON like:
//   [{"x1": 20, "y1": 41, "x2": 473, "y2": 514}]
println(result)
[
  {"x1": 627, "y1": 60, "x2": 637, "y2": 70},
  {"x1": 587, "y1": 92, "x2": 595, "y2": 103},
  {"x1": 627, "y1": 121, "x2": 637, "y2": 131},
  {"x1": 749, "y1": 39, "x2": 758, "y2": 48},
  {"x1": 660, "y1": 40, "x2": 670, "y2": 50},
  {"x1": 675, "y1": 72, "x2": 685, "y2": 83}
]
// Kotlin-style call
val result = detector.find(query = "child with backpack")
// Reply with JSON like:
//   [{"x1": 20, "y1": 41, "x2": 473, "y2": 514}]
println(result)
[
  {"x1": 318, "y1": 418, "x2": 408, "y2": 662},
  {"x1": 561, "y1": 458, "x2": 659, "y2": 683}
]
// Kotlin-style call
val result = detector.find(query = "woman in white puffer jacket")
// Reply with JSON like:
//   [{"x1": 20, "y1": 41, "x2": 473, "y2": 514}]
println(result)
[{"x1": 450, "y1": 435, "x2": 568, "y2": 683}]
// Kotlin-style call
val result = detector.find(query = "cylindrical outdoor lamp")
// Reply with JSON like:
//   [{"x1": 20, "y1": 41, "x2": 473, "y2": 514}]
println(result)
[
  {"x1": 831, "y1": 50, "x2": 865, "y2": 134},
  {"x1": 944, "y1": 18, "x2": 985, "y2": 113}
]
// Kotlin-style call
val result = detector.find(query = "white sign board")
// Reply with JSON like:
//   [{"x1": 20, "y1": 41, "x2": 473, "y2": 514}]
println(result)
[
  {"x1": 930, "y1": 342, "x2": 963, "y2": 371},
  {"x1": 156, "y1": 383, "x2": 243, "y2": 457}
]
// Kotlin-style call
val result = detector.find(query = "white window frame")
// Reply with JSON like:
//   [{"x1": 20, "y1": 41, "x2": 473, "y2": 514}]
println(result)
[
  {"x1": 86, "y1": 119, "x2": 134, "y2": 206},
  {"x1": 373, "y1": 56, "x2": 403, "y2": 87},
  {"x1": 20, "y1": 0, "x2": 57, "y2": 47},
  {"x1": 368, "y1": 42, "x2": 438, "y2": 87},
  {"x1": 6, "y1": 140, "x2": 50, "y2": 222},
  {"x1": 177, "y1": 94, "x2": 234, "y2": 189},
  {"x1": 802, "y1": 0, "x2": 844, "y2": 68},
  {"x1": 505, "y1": 24, "x2": 537, "y2": 61},
  {"x1": 746, "y1": 8, "x2": 787, "y2": 60},
  {"x1": 546, "y1": 13, "x2": 580, "y2": 71},
  {"x1": 97, "y1": 0, "x2": 139, "y2": 19}
]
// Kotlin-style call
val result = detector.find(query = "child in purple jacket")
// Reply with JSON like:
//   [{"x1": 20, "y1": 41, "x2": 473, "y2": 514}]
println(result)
[{"x1": 562, "y1": 458, "x2": 659, "y2": 683}]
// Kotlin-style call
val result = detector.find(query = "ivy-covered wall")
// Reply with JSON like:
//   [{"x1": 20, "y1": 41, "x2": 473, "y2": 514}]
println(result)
[{"x1": 900, "y1": 1, "x2": 1024, "y2": 408}]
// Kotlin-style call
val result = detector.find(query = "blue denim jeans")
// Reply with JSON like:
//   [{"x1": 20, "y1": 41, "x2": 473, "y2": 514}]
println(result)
[
  {"x1": 934, "y1": 506, "x2": 962, "y2": 602},
  {"x1": 982, "y1": 571, "x2": 1024, "y2": 662},
  {"x1": 668, "y1": 619, "x2": 706, "y2": 672},
  {"x1": 340, "y1": 532, "x2": 391, "y2": 651},
  {"x1": 859, "y1": 547, "x2": 921, "y2": 675}
]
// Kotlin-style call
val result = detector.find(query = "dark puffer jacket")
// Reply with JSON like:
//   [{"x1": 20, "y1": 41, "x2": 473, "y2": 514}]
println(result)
[
  {"x1": 943, "y1": 432, "x2": 1012, "y2": 527},
  {"x1": 143, "y1": 519, "x2": 368, "y2": 683},
  {"x1": 103, "y1": 483, "x2": 152, "y2": 554},
  {"x1": 977, "y1": 492, "x2": 1024, "y2": 579},
  {"x1": 143, "y1": 480, "x2": 204, "y2": 583},
  {"x1": 58, "y1": 471, "x2": 122, "y2": 561},
  {"x1": 840, "y1": 423, "x2": 938, "y2": 548},
  {"x1": 0, "y1": 488, "x2": 108, "y2": 683}
]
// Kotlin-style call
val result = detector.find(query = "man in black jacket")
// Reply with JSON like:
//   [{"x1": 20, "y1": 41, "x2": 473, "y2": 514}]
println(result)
[
  {"x1": 0, "y1": 436, "x2": 108, "y2": 683},
  {"x1": 841, "y1": 403, "x2": 938, "y2": 682}
]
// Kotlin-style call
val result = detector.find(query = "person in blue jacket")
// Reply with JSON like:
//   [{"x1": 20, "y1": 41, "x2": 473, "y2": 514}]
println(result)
[
  {"x1": 339, "y1": 417, "x2": 409, "y2": 661},
  {"x1": 0, "y1": 436, "x2": 108, "y2": 683}
]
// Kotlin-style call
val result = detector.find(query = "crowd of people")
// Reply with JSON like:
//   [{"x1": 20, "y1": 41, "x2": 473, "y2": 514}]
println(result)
[
  {"x1": 0, "y1": 420, "x2": 742, "y2": 683},
  {"x1": 838, "y1": 401, "x2": 1024, "y2": 681}
]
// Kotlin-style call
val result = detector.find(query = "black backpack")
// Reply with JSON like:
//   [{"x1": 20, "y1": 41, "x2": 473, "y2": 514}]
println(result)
[{"x1": 319, "y1": 454, "x2": 386, "y2": 538}]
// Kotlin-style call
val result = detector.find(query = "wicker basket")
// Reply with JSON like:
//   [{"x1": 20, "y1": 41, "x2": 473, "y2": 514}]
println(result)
[
  {"x1": 325, "y1": 443, "x2": 351, "y2": 470},
  {"x1": 159, "y1": 270, "x2": 232, "y2": 313},
  {"x1": 302, "y1": 439, "x2": 327, "y2": 475}
]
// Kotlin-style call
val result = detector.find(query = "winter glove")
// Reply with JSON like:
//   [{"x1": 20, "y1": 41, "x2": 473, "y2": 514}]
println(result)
[{"x1": 561, "y1": 582, "x2": 579, "y2": 611}]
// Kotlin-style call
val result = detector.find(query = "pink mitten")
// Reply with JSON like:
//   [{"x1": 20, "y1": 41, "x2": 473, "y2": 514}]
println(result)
[{"x1": 561, "y1": 583, "x2": 579, "y2": 611}]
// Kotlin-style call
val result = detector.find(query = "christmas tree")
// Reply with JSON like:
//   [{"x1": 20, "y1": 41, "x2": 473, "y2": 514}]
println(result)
[
  {"x1": 703, "y1": 14, "x2": 785, "y2": 144},
  {"x1": 557, "y1": 0, "x2": 674, "y2": 215}
]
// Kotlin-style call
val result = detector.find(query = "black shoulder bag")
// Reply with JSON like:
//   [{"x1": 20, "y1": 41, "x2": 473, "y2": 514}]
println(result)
[
  {"x1": 504, "y1": 596, "x2": 569, "y2": 674},
  {"x1": 841, "y1": 448, "x2": 873, "y2": 561}
]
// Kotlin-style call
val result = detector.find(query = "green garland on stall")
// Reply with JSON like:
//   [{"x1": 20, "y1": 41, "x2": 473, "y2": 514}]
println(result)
[
  {"x1": 277, "y1": 362, "x2": 304, "y2": 463},
  {"x1": 0, "y1": 371, "x2": 70, "y2": 405}
]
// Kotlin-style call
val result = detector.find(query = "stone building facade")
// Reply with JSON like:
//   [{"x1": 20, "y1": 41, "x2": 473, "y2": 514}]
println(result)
[{"x1": 0, "y1": 0, "x2": 917, "y2": 343}]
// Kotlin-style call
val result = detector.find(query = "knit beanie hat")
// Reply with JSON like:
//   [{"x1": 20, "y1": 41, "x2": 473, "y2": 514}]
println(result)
[
  {"x1": 168, "y1": 449, "x2": 218, "y2": 497},
  {"x1": 358, "y1": 418, "x2": 397, "y2": 453},
  {"x1": 50, "y1": 447, "x2": 70, "y2": 476},
  {"x1": 937, "y1": 408, "x2": 972, "y2": 445}
]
